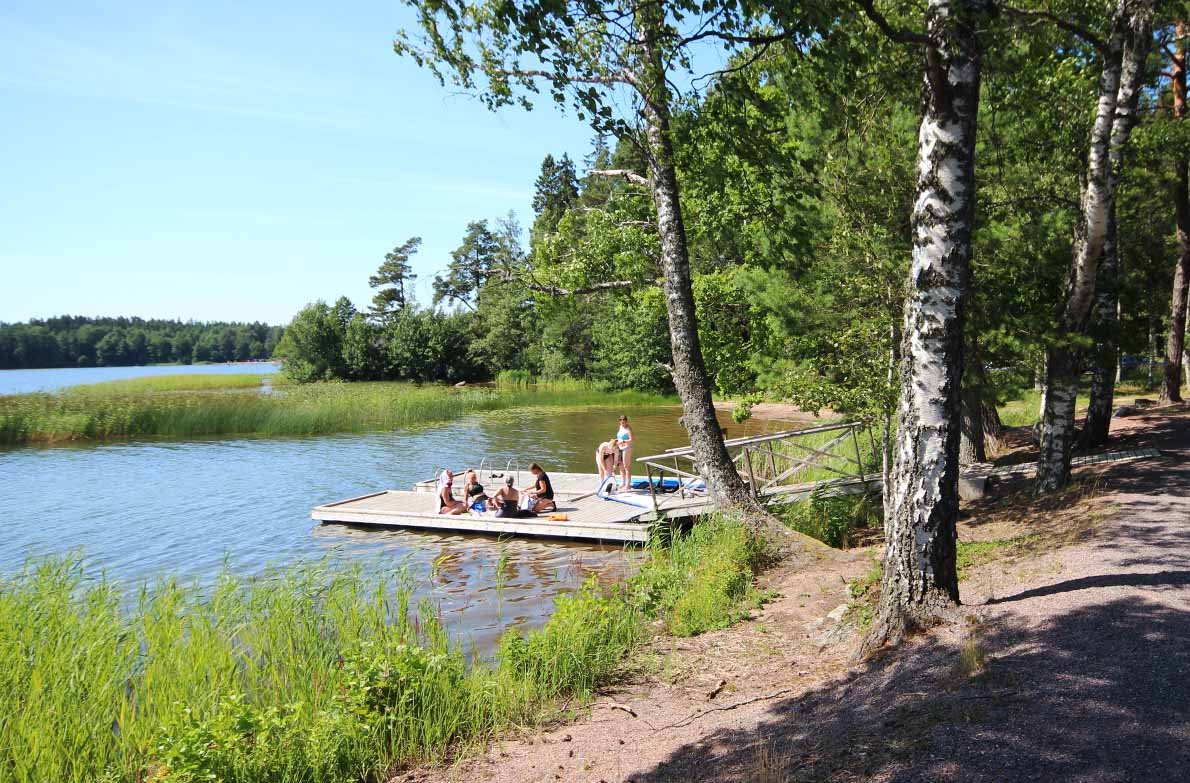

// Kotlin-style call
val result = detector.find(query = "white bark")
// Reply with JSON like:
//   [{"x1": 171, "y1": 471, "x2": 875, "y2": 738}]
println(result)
[
  {"x1": 1037, "y1": 0, "x2": 1152, "y2": 491},
  {"x1": 864, "y1": 0, "x2": 988, "y2": 652}
]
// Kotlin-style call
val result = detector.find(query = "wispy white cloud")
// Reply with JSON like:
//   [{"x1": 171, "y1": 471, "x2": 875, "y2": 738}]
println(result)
[{"x1": 0, "y1": 13, "x2": 359, "y2": 128}]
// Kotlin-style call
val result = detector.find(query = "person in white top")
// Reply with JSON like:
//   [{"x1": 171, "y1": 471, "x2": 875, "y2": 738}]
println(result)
[{"x1": 615, "y1": 415, "x2": 634, "y2": 489}]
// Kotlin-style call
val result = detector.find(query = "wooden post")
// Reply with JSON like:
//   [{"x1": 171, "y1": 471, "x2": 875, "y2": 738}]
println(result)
[
  {"x1": 851, "y1": 426, "x2": 865, "y2": 482},
  {"x1": 646, "y1": 462, "x2": 660, "y2": 515},
  {"x1": 743, "y1": 447, "x2": 758, "y2": 499},
  {"x1": 766, "y1": 444, "x2": 778, "y2": 484}
]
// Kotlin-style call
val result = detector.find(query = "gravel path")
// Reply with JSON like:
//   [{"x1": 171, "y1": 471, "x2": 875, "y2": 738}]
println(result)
[{"x1": 403, "y1": 408, "x2": 1190, "y2": 783}]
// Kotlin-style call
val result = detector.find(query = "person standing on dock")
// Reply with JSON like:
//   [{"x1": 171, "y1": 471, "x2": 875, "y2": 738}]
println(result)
[
  {"x1": 596, "y1": 438, "x2": 618, "y2": 488},
  {"x1": 616, "y1": 415, "x2": 634, "y2": 489}
]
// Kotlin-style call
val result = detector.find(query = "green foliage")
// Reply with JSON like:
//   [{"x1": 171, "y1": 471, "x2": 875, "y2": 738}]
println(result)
[
  {"x1": 0, "y1": 316, "x2": 280, "y2": 370},
  {"x1": 629, "y1": 516, "x2": 769, "y2": 637},
  {"x1": 497, "y1": 579, "x2": 639, "y2": 698},
  {"x1": 274, "y1": 302, "x2": 345, "y2": 383},
  {"x1": 776, "y1": 493, "x2": 882, "y2": 550},
  {"x1": 370, "y1": 237, "x2": 420, "y2": 321},
  {"x1": 1, "y1": 516, "x2": 769, "y2": 781},
  {"x1": 0, "y1": 381, "x2": 672, "y2": 445}
]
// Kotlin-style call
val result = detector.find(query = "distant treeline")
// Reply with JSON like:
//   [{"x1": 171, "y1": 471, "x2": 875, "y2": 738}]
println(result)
[{"x1": 0, "y1": 316, "x2": 284, "y2": 370}]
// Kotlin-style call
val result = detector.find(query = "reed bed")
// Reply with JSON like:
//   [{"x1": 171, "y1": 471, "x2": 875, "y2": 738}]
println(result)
[
  {"x1": 0, "y1": 381, "x2": 672, "y2": 445},
  {"x1": 64, "y1": 373, "x2": 278, "y2": 394},
  {"x1": 0, "y1": 516, "x2": 763, "y2": 782}
]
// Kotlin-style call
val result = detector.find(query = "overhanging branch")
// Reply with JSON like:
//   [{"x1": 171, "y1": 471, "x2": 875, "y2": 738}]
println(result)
[
  {"x1": 590, "y1": 168, "x2": 651, "y2": 186},
  {"x1": 1002, "y1": 7, "x2": 1107, "y2": 53},
  {"x1": 854, "y1": 0, "x2": 930, "y2": 46}
]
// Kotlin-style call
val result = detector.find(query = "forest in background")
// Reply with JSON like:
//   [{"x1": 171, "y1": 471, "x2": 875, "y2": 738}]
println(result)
[
  {"x1": 279, "y1": 3, "x2": 1186, "y2": 445},
  {"x1": 0, "y1": 317, "x2": 283, "y2": 369}
]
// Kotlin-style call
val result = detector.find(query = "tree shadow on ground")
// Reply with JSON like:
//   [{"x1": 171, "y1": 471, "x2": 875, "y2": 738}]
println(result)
[
  {"x1": 629, "y1": 411, "x2": 1190, "y2": 783},
  {"x1": 627, "y1": 596, "x2": 1190, "y2": 782}
]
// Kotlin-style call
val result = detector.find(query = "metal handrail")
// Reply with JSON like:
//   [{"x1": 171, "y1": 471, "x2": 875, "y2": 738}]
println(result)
[{"x1": 633, "y1": 420, "x2": 876, "y2": 514}]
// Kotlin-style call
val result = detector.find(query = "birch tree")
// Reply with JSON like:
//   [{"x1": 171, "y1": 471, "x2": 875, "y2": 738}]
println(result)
[
  {"x1": 1034, "y1": 0, "x2": 1153, "y2": 491},
  {"x1": 1159, "y1": 19, "x2": 1188, "y2": 403},
  {"x1": 856, "y1": 0, "x2": 993, "y2": 652},
  {"x1": 394, "y1": 0, "x2": 819, "y2": 532}
]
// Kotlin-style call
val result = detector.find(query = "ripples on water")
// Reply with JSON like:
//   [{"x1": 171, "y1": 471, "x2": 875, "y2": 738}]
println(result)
[{"x1": 0, "y1": 406, "x2": 795, "y2": 653}]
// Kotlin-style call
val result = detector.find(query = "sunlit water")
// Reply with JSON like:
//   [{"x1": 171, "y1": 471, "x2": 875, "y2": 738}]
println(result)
[
  {"x1": 0, "y1": 362, "x2": 281, "y2": 395},
  {"x1": 0, "y1": 405, "x2": 795, "y2": 653}
]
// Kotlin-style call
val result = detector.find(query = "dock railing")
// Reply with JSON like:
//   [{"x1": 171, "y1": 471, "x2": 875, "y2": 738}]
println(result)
[{"x1": 634, "y1": 420, "x2": 877, "y2": 515}]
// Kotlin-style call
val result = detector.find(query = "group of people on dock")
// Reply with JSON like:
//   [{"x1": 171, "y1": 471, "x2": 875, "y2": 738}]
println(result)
[
  {"x1": 437, "y1": 463, "x2": 555, "y2": 517},
  {"x1": 436, "y1": 414, "x2": 636, "y2": 517},
  {"x1": 596, "y1": 414, "x2": 634, "y2": 492}
]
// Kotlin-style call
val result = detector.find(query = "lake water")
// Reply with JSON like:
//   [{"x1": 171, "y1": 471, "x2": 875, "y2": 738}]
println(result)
[
  {"x1": 0, "y1": 404, "x2": 793, "y2": 654},
  {"x1": 0, "y1": 362, "x2": 282, "y2": 395}
]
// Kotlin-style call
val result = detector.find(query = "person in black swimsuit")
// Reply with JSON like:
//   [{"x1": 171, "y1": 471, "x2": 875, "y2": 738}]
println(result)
[
  {"x1": 523, "y1": 462, "x2": 557, "y2": 513},
  {"x1": 463, "y1": 469, "x2": 494, "y2": 511}
]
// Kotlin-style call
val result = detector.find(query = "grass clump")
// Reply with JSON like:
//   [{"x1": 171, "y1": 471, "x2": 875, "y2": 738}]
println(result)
[
  {"x1": 956, "y1": 534, "x2": 1041, "y2": 579},
  {"x1": 0, "y1": 558, "x2": 626, "y2": 782},
  {"x1": 843, "y1": 557, "x2": 883, "y2": 631},
  {"x1": 630, "y1": 516, "x2": 770, "y2": 637},
  {"x1": 0, "y1": 518, "x2": 765, "y2": 781},
  {"x1": 775, "y1": 492, "x2": 882, "y2": 549},
  {"x1": 0, "y1": 381, "x2": 672, "y2": 445},
  {"x1": 64, "y1": 373, "x2": 278, "y2": 394}
]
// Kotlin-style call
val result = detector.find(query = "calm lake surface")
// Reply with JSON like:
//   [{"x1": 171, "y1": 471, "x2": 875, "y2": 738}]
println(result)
[
  {"x1": 0, "y1": 362, "x2": 281, "y2": 395},
  {"x1": 0, "y1": 404, "x2": 795, "y2": 654}
]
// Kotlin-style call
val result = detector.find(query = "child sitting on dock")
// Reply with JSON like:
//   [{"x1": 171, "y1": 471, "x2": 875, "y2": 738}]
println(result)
[
  {"x1": 523, "y1": 463, "x2": 557, "y2": 513},
  {"x1": 436, "y1": 470, "x2": 468, "y2": 515}
]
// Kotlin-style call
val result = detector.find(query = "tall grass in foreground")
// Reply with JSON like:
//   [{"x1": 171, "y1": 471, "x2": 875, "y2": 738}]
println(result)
[
  {"x1": 0, "y1": 517, "x2": 763, "y2": 782},
  {"x1": 0, "y1": 381, "x2": 673, "y2": 445}
]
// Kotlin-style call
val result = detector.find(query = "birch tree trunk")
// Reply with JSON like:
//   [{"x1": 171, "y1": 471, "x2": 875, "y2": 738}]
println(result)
[
  {"x1": 1036, "y1": 1, "x2": 1151, "y2": 491},
  {"x1": 1081, "y1": 204, "x2": 1120, "y2": 447},
  {"x1": 862, "y1": 0, "x2": 988, "y2": 653},
  {"x1": 1160, "y1": 23, "x2": 1189, "y2": 404},
  {"x1": 634, "y1": 8, "x2": 769, "y2": 527}
]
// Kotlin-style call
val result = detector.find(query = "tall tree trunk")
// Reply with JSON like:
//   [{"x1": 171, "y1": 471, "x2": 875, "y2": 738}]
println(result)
[
  {"x1": 1160, "y1": 23, "x2": 1189, "y2": 403},
  {"x1": 1037, "y1": 1, "x2": 1151, "y2": 491},
  {"x1": 1081, "y1": 204, "x2": 1120, "y2": 447},
  {"x1": 981, "y1": 395, "x2": 1003, "y2": 456},
  {"x1": 960, "y1": 343, "x2": 987, "y2": 464},
  {"x1": 862, "y1": 0, "x2": 988, "y2": 653},
  {"x1": 634, "y1": 8, "x2": 768, "y2": 527}
]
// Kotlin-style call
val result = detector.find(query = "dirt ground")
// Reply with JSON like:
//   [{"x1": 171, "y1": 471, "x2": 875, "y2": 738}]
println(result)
[{"x1": 397, "y1": 405, "x2": 1190, "y2": 783}]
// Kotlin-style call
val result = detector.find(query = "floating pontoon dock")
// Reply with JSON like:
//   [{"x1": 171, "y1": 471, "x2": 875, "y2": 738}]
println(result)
[
  {"x1": 310, "y1": 471, "x2": 713, "y2": 543},
  {"x1": 310, "y1": 421, "x2": 887, "y2": 543}
]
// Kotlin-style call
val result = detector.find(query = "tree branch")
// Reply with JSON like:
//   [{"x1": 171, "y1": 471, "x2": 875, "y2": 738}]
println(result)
[
  {"x1": 1001, "y1": 7, "x2": 1107, "y2": 53},
  {"x1": 854, "y1": 0, "x2": 930, "y2": 46},
  {"x1": 590, "y1": 168, "x2": 650, "y2": 186}
]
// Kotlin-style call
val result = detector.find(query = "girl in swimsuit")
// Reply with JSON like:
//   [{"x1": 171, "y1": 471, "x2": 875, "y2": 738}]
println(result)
[
  {"x1": 616, "y1": 415, "x2": 634, "y2": 489},
  {"x1": 437, "y1": 470, "x2": 467, "y2": 515},
  {"x1": 596, "y1": 439, "x2": 618, "y2": 487}
]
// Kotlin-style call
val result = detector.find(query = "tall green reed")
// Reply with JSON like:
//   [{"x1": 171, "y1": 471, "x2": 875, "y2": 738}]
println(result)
[{"x1": 0, "y1": 381, "x2": 673, "y2": 445}]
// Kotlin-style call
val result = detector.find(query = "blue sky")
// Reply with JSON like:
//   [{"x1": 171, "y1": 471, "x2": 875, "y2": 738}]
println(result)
[{"x1": 0, "y1": 0, "x2": 596, "y2": 325}]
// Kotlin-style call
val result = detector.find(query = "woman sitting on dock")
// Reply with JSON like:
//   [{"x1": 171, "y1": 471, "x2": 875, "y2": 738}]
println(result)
[
  {"x1": 436, "y1": 470, "x2": 468, "y2": 515},
  {"x1": 492, "y1": 476, "x2": 531, "y2": 518},
  {"x1": 463, "y1": 469, "x2": 494, "y2": 512},
  {"x1": 523, "y1": 463, "x2": 557, "y2": 513}
]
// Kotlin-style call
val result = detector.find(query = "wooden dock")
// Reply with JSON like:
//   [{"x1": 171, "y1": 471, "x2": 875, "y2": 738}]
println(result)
[{"x1": 311, "y1": 472, "x2": 714, "y2": 543}]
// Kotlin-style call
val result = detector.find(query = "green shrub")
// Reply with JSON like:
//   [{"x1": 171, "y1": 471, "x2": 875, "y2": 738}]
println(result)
[
  {"x1": 776, "y1": 492, "x2": 881, "y2": 549},
  {"x1": 630, "y1": 517, "x2": 769, "y2": 637}
]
